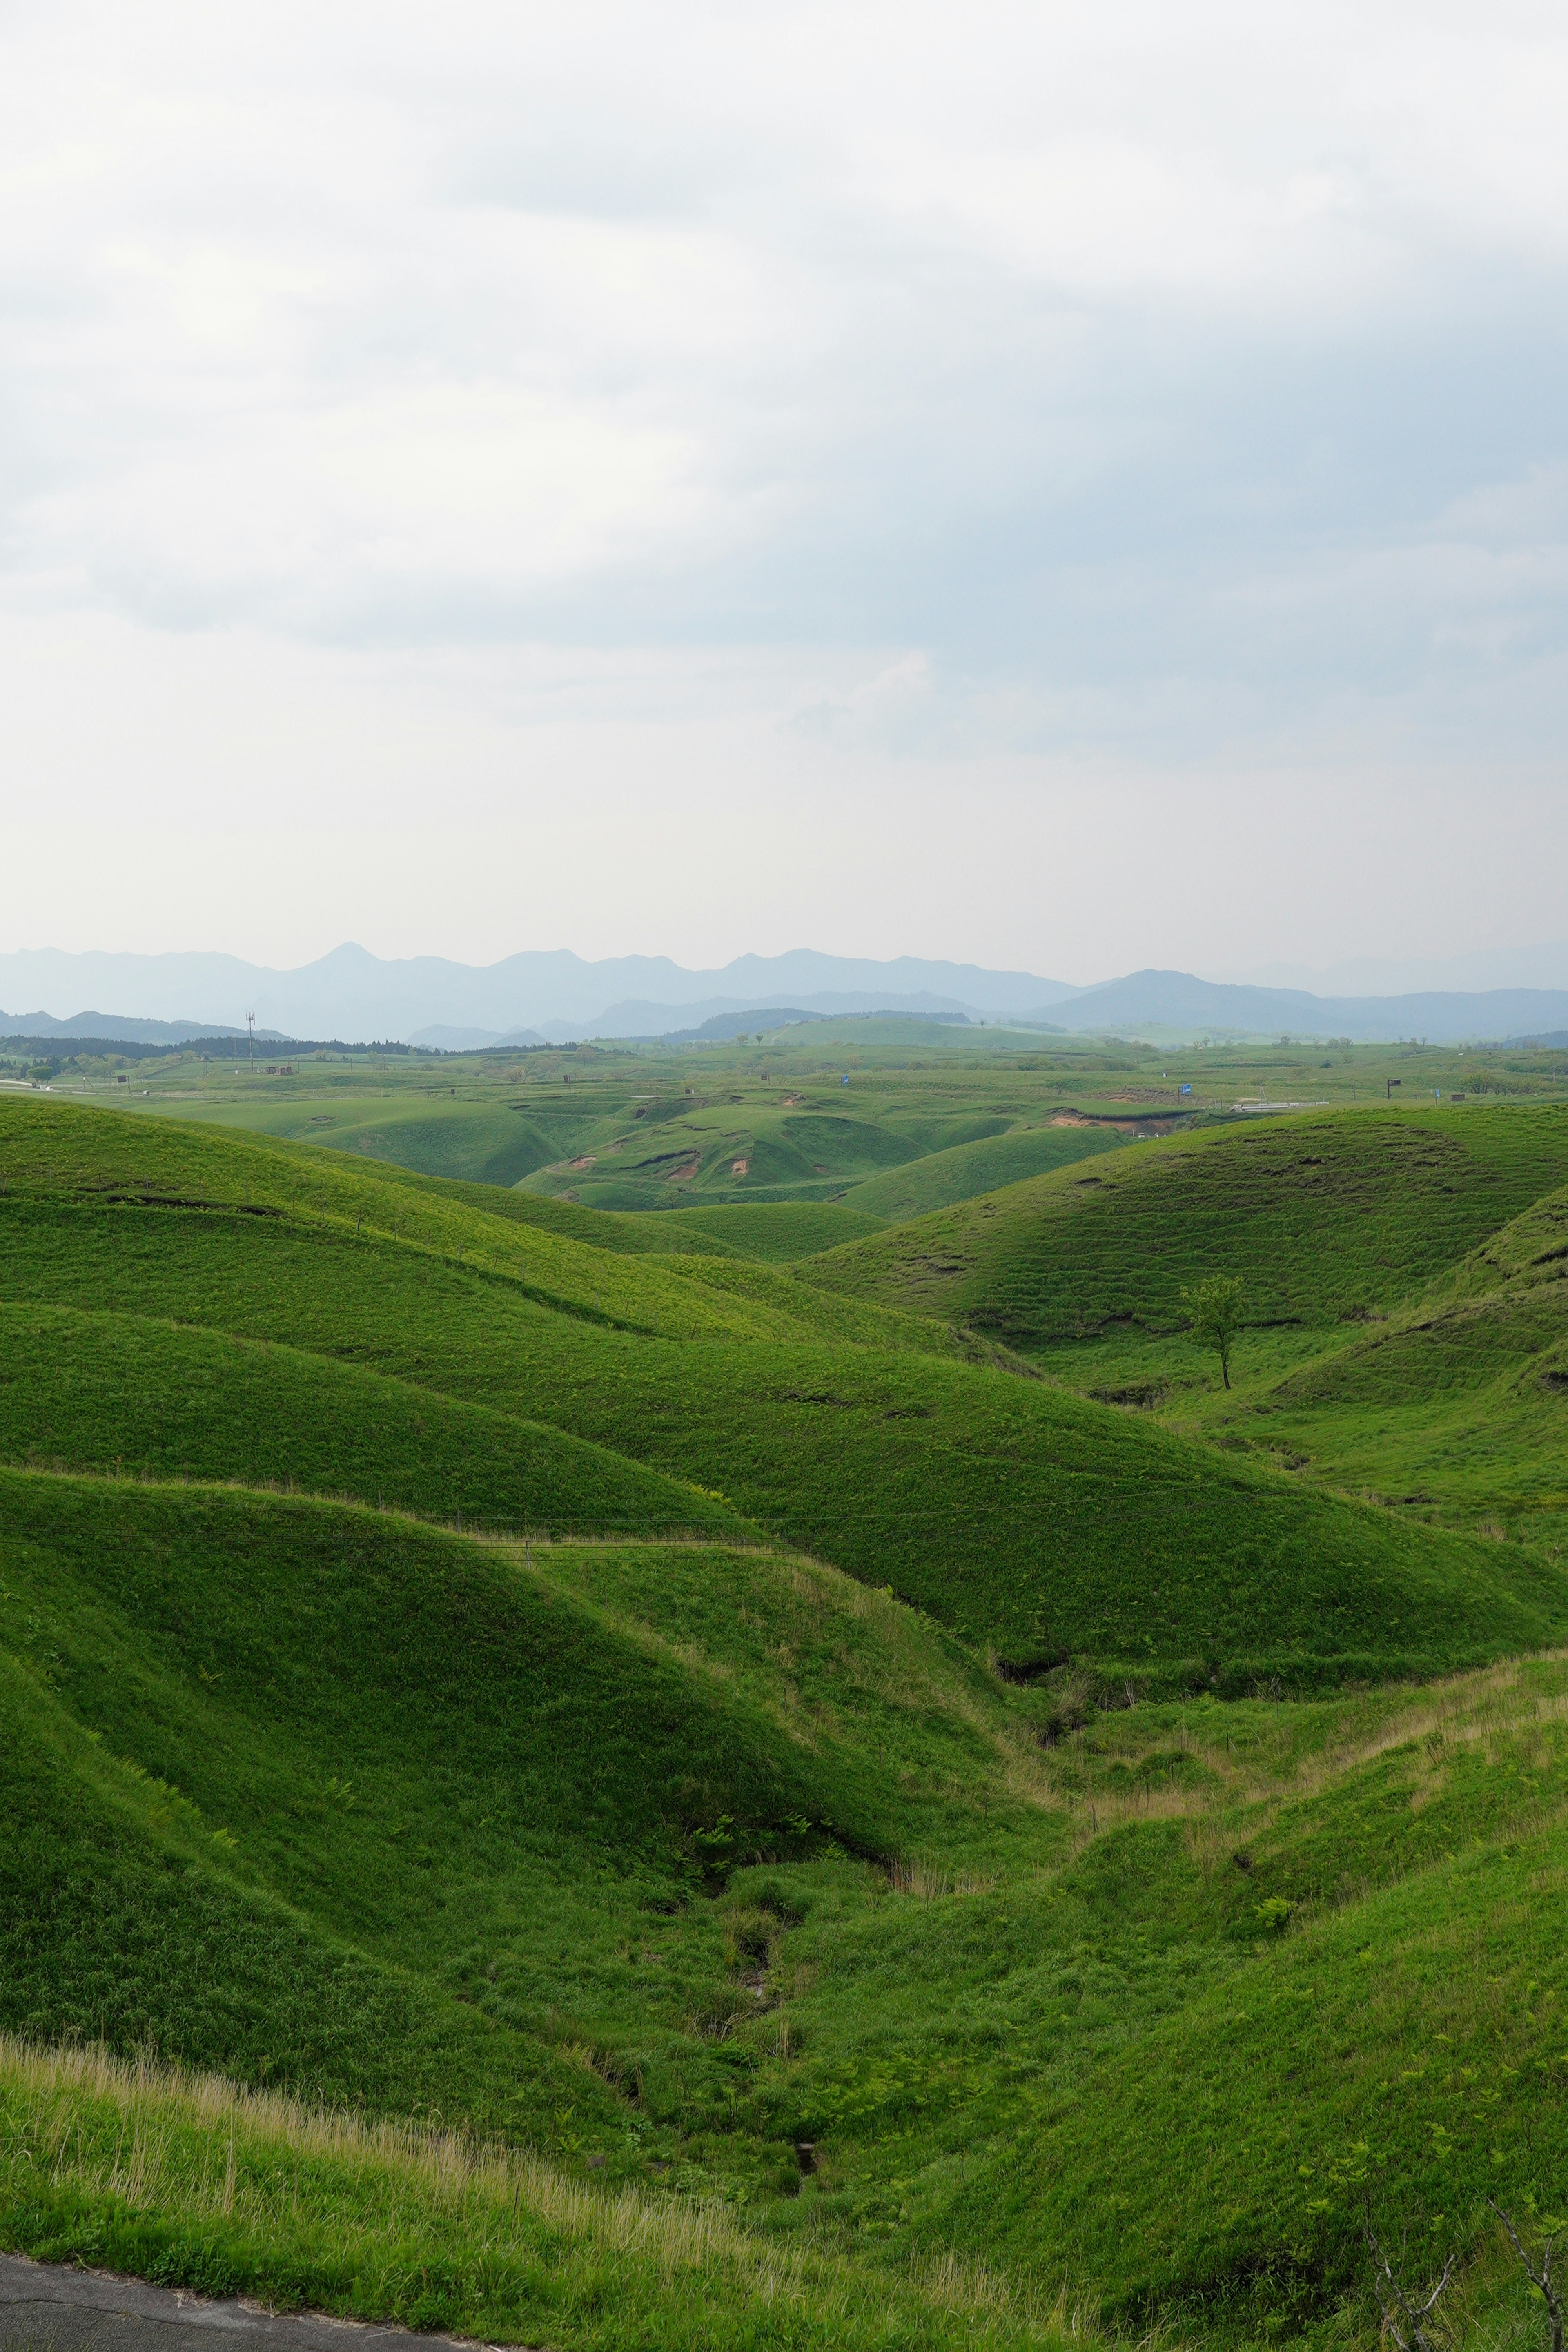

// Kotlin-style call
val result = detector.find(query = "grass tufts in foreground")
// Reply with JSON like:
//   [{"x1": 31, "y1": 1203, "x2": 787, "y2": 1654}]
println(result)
[{"x1": 0, "y1": 2037, "x2": 1082, "y2": 2352}]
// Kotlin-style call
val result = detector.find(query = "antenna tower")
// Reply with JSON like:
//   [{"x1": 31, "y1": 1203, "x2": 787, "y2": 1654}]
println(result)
[{"x1": 246, "y1": 1012, "x2": 256, "y2": 1066}]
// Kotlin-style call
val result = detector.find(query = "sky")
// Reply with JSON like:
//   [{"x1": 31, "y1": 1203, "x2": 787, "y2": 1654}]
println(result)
[{"x1": 3, "y1": 0, "x2": 1567, "y2": 988}]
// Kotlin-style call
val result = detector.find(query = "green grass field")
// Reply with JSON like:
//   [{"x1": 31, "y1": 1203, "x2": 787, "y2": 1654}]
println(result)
[
  {"x1": 801, "y1": 1103, "x2": 1568, "y2": 1345},
  {"x1": 4, "y1": 1100, "x2": 1555, "y2": 1682},
  {"x1": 7, "y1": 1059, "x2": 1568, "y2": 2350},
  {"x1": 841, "y1": 1120, "x2": 1125, "y2": 1219}
]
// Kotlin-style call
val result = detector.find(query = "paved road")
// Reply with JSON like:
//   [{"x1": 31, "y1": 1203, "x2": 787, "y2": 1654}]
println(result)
[{"x1": 0, "y1": 2257, "x2": 500, "y2": 2352}]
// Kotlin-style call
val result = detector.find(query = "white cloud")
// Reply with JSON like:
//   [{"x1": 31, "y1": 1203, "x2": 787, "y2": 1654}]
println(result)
[{"x1": 1, "y1": 0, "x2": 1566, "y2": 971}]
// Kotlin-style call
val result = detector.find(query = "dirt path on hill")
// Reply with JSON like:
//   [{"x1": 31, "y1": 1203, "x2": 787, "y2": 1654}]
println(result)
[{"x1": 0, "y1": 2256, "x2": 510, "y2": 2352}]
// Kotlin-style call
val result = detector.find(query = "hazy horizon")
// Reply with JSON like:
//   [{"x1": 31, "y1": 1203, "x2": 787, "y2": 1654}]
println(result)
[
  {"x1": 11, "y1": 935, "x2": 1568, "y2": 1004},
  {"x1": 9, "y1": 939, "x2": 1568, "y2": 1051}
]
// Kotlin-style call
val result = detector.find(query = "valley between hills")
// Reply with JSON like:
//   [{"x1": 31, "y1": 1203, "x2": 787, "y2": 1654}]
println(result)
[{"x1": 6, "y1": 1020, "x2": 1568, "y2": 2349}]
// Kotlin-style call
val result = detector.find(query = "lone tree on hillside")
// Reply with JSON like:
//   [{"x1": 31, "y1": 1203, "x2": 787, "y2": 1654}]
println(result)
[{"x1": 1182, "y1": 1274, "x2": 1244, "y2": 1390}]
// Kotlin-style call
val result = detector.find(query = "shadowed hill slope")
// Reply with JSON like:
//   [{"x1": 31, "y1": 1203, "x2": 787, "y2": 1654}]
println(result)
[
  {"x1": 1, "y1": 1643, "x2": 615, "y2": 2137},
  {"x1": 1264, "y1": 1185, "x2": 1568, "y2": 1416},
  {"x1": 0, "y1": 1470, "x2": 883, "y2": 2131}
]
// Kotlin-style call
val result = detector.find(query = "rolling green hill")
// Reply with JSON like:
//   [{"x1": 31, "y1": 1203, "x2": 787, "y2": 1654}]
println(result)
[
  {"x1": 522, "y1": 1103, "x2": 928, "y2": 1210},
  {"x1": 0, "y1": 1471, "x2": 887, "y2": 2125},
  {"x1": 84, "y1": 1042, "x2": 1138, "y2": 1221},
  {"x1": 294, "y1": 1154, "x2": 885, "y2": 1263},
  {"x1": 292, "y1": 1153, "x2": 739, "y2": 1256},
  {"x1": 10, "y1": 1512, "x2": 1568, "y2": 2347},
  {"x1": 755, "y1": 1654, "x2": 1568, "y2": 2338},
  {"x1": 842, "y1": 1120, "x2": 1124, "y2": 1221},
  {"x1": 2, "y1": 1101, "x2": 1555, "y2": 1685},
  {"x1": 12, "y1": 1087, "x2": 1568, "y2": 2349},
  {"x1": 1, "y1": 1632, "x2": 608, "y2": 2136},
  {"x1": 0, "y1": 1301, "x2": 747, "y2": 1536},
  {"x1": 0, "y1": 1097, "x2": 950, "y2": 1352},
  {"x1": 635, "y1": 1200, "x2": 890, "y2": 1261},
  {"x1": 149, "y1": 1087, "x2": 574, "y2": 1189},
  {"x1": 802, "y1": 1104, "x2": 1568, "y2": 1348},
  {"x1": 1209, "y1": 1183, "x2": 1568, "y2": 1538},
  {"x1": 865, "y1": 1660, "x2": 1568, "y2": 2335}
]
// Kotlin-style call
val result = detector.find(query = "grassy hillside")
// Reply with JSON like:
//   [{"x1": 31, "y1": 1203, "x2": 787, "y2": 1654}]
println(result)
[
  {"x1": 0, "y1": 1644, "x2": 604, "y2": 2135},
  {"x1": 292, "y1": 1155, "x2": 884, "y2": 1262},
  {"x1": 14, "y1": 1088, "x2": 1568, "y2": 2347},
  {"x1": 11, "y1": 1517, "x2": 1568, "y2": 2346},
  {"x1": 523, "y1": 1101, "x2": 937, "y2": 1211},
  {"x1": 297, "y1": 1152, "x2": 741, "y2": 1256},
  {"x1": 764, "y1": 1653, "x2": 1568, "y2": 2339},
  {"x1": 843, "y1": 1121, "x2": 1124, "y2": 1221},
  {"x1": 802, "y1": 1104, "x2": 1568, "y2": 1348},
  {"x1": 0, "y1": 1302, "x2": 748, "y2": 1536},
  {"x1": 2, "y1": 1104, "x2": 1557, "y2": 1684},
  {"x1": 0, "y1": 1472, "x2": 893, "y2": 2134},
  {"x1": 0, "y1": 1097, "x2": 951, "y2": 1353},
  {"x1": 157, "y1": 1072, "x2": 951, "y2": 1208},
  {"x1": 145, "y1": 1087, "x2": 573, "y2": 1189},
  {"x1": 0, "y1": 2040, "x2": 1073, "y2": 2352},
  {"x1": 526, "y1": 1339, "x2": 1568, "y2": 1685},
  {"x1": 637, "y1": 1201, "x2": 890, "y2": 1261},
  {"x1": 1197, "y1": 1184, "x2": 1568, "y2": 1540}
]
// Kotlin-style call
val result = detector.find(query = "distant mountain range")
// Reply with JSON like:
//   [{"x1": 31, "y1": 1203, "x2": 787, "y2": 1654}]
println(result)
[
  {"x1": 4, "y1": 945, "x2": 1568, "y2": 1048},
  {"x1": 0, "y1": 1011, "x2": 262, "y2": 1045},
  {"x1": 1041, "y1": 970, "x2": 1568, "y2": 1046},
  {"x1": 0, "y1": 947, "x2": 1067, "y2": 1048}
]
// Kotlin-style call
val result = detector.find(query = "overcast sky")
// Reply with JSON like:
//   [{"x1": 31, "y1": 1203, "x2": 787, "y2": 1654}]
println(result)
[{"x1": 4, "y1": 0, "x2": 1566, "y2": 987}]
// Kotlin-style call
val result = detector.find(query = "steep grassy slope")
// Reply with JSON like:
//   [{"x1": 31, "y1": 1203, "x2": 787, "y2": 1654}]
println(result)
[
  {"x1": 0, "y1": 1460, "x2": 1097, "y2": 2225},
  {"x1": 802, "y1": 1105, "x2": 1568, "y2": 1348},
  {"x1": 0, "y1": 1648, "x2": 605, "y2": 2136},
  {"x1": 1436, "y1": 1177, "x2": 1568, "y2": 1298},
  {"x1": 0, "y1": 1472, "x2": 890, "y2": 2137},
  {"x1": 2, "y1": 1169, "x2": 1557, "y2": 1682},
  {"x1": 1212, "y1": 1184, "x2": 1568, "y2": 1536},
  {"x1": 13, "y1": 1592, "x2": 1568, "y2": 2345},
  {"x1": 760, "y1": 1656, "x2": 1568, "y2": 2342},
  {"x1": 842, "y1": 1122, "x2": 1124, "y2": 1221}
]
